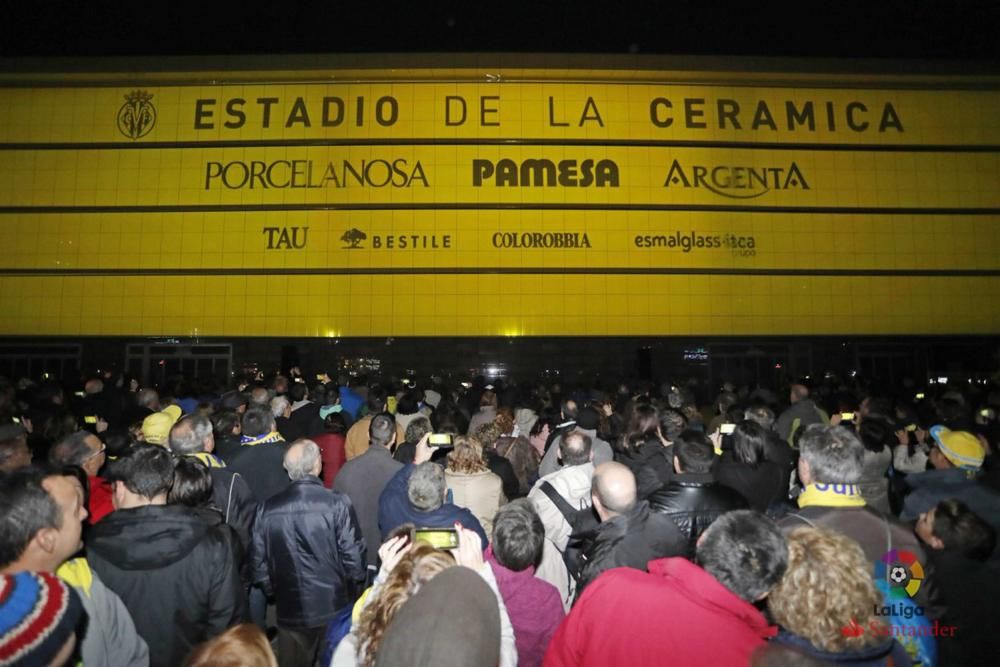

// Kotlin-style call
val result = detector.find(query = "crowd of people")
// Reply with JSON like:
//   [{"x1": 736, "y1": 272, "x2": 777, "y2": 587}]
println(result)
[{"x1": 0, "y1": 366, "x2": 998, "y2": 666}]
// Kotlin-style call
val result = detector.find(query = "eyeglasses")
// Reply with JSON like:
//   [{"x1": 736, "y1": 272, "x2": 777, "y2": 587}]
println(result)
[{"x1": 82, "y1": 443, "x2": 107, "y2": 462}]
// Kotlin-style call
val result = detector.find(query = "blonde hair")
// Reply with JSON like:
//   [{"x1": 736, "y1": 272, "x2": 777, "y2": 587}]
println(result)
[
  {"x1": 768, "y1": 527, "x2": 888, "y2": 653},
  {"x1": 356, "y1": 543, "x2": 456, "y2": 667},
  {"x1": 183, "y1": 624, "x2": 277, "y2": 667},
  {"x1": 447, "y1": 435, "x2": 489, "y2": 474}
]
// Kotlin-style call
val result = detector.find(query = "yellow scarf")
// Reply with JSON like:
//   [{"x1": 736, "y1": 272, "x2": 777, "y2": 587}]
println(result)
[
  {"x1": 797, "y1": 483, "x2": 866, "y2": 508},
  {"x1": 186, "y1": 452, "x2": 226, "y2": 468}
]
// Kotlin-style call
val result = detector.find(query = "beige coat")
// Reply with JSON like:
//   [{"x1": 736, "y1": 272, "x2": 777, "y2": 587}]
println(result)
[{"x1": 445, "y1": 469, "x2": 506, "y2": 536}]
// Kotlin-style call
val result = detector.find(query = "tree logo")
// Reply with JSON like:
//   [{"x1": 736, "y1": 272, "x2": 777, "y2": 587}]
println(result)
[
  {"x1": 341, "y1": 228, "x2": 368, "y2": 249},
  {"x1": 116, "y1": 90, "x2": 156, "y2": 140},
  {"x1": 876, "y1": 549, "x2": 924, "y2": 598}
]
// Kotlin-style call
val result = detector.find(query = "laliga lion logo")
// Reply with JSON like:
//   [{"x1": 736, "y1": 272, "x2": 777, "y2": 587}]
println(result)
[{"x1": 117, "y1": 90, "x2": 156, "y2": 140}]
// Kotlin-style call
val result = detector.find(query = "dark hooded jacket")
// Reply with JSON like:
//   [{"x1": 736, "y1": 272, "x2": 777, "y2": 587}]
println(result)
[
  {"x1": 614, "y1": 438, "x2": 674, "y2": 499},
  {"x1": 87, "y1": 504, "x2": 245, "y2": 667},
  {"x1": 576, "y1": 500, "x2": 686, "y2": 599},
  {"x1": 647, "y1": 472, "x2": 749, "y2": 555}
]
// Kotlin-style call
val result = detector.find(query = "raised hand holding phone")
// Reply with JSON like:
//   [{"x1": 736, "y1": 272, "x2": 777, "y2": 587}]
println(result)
[
  {"x1": 452, "y1": 524, "x2": 485, "y2": 571},
  {"x1": 377, "y1": 535, "x2": 412, "y2": 579}
]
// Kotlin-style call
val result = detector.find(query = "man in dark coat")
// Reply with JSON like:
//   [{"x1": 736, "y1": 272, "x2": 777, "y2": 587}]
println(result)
[
  {"x1": 576, "y1": 462, "x2": 686, "y2": 599},
  {"x1": 252, "y1": 440, "x2": 366, "y2": 667},
  {"x1": 333, "y1": 412, "x2": 404, "y2": 567},
  {"x1": 88, "y1": 445, "x2": 245, "y2": 667},
  {"x1": 227, "y1": 408, "x2": 290, "y2": 503},
  {"x1": 648, "y1": 430, "x2": 748, "y2": 555}
]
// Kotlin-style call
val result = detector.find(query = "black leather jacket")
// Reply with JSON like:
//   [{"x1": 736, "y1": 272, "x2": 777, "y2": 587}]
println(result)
[
  {"x1": 647, "y1": 472, "x2": 748, "y2": 555},
  {"x1": 251, "y1": 477, "x2": 367, "y2": 628}
]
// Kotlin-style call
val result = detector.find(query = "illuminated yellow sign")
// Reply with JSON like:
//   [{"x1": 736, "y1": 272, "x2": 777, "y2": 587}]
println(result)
[{"x1": 0, "y1": 61, "x2": 997, "y2": 337}]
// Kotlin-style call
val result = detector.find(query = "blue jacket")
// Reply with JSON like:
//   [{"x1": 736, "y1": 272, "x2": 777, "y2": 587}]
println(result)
[
  {"x1": 338, "y1": 386, "x2": 365, "y2": 421},
  {"x1": 378, "y1": 464, "x2": 489, "y2": 545},
  {"x1": 900, "y1": 468, "x2": 1000, "y2": 533}
]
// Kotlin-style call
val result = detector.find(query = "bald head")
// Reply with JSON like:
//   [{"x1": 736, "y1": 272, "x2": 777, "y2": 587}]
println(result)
[
  {"x1": 591, "y1": 462, "x2": 637, "y2": 520},
  {"x1": 283, "y1": 439, "x2": 321, "y2": 481}
]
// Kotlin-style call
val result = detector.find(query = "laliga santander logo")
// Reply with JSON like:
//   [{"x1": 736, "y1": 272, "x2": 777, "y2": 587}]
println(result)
[{"x1": 875, "y1": 549, "x2": 924, "y2": 599}]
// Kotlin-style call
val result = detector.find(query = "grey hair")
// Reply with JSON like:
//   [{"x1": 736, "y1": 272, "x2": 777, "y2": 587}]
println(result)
[
  {"x1": 407, "y1": 462, "x2": 446, "y2": 512},
  {"x1": 283, "y1": 440, "x2": 321, "y2": 481},
  {"x1": 696, "y1": 510, "x2": 788, "y2": 603},
  {"x1": 560, "y1": 430, "x2": 593, "y2": 466},
  {"x1": 136, "y1": 388, "x2": 159, "y2": 408},
  {"x1": 270, "y1": 396, "x2": 290, "y2": 420},
  {"x1": 799, "y1": 425, "x2": 865, "y2": 484},
  {"x1": 49, "y1": 431, "x2": 93, "y2": 466},
  {"x1": 169, "y1": 415, "x2": 213, "y2": 455}
]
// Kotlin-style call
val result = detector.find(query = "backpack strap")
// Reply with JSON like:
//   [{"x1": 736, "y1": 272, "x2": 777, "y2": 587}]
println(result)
[
  {"x1": 539, "y1": 481, "x2": 580, "y2": 524},
  {"x1": 225, "y1": 472, "x2": 238, "y2": 524}
]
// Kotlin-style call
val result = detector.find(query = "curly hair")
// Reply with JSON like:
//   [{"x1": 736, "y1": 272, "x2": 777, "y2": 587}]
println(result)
[
  {"x1": 493, "y1": 408, "x2": 515, "y2": 438},
  {"x1": 446, "y1": 435, "x2": 489, "y2": 475},
  {"x1": 768, "y1": 527, "x2": 888, "y2": 653},
  {"x1": 474, "y1": 422, "x2": 502, "y2": 450},
  {"x1": 355, "y1": 544, "x2": 456, "y2": 667}
]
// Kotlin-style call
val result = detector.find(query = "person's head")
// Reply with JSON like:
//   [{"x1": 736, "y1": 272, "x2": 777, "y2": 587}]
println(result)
[
  {"x1": 574, "y1": 406, "x2": 601, "y2": 433},
  {"x1": 731, "y1": 420, "x2": 770, "y2": 467},
  {"x1": 356, "y1": 542, "x2": 456, "y2": 667},
  {"x1": 626, "y1": 403, "x2": 660, "y2": 438},
  {"x1": 797, "y1": 425, "x2": 864, "y2": 487},
  {"x1": 790, "y1": 383, "x2": 809, "y2": 404},
  {"x1": 367, "y1": 385, "x2": 388, "y2": 414},
  {"x1": 407, "y1": 462, "x2": 447, "y2": 512},
  {"x1": 857, "y1": 415, "x2": 894, "y2": 454},
  {"x1": 396, "y1": 390, "x2": 421, "y2": 416},
  {"x1": 473, "y1": 422, "x2": 501, "y2": 450},
  {"x1": 404, "y1": 417, "x2": 432, "y2": 445},
  {"x1": 287, "y1": 382, "x2": 308, "y2": 404},
  {"x1": 283, "y1": 440, "x2": 322, "y2": 481},
  {"x1": 269, "y1": 395, "x2": 290, "y2": 420},
  {"x1": 0, "y1": 468, "x2": 88, "y2": 572},
  {"x1": 768, "y1": 527, "x2": 887, "y2": 654},
  {"x1": 560, "y1": 398, "x2": 578, "y2": 421},
  {"x1": 591, "y1": 462, "x2": 637, "y2": 521},
  {"x1": 183, "y1": 624, "x2": 277, "y2": 667},
  {"x1": 49, "y1": 430, "x2": 106, "y2": 477},
  {"x1": 271, "y1": 375, "x2": 289, "y2": 396},
  {"x1": 659, "y1": 408, "x2": 688, "y2": 442},
  {"x1": 446, "y1": 435, "x2": 488, "y2": 475},
  {"x1": 136, "y1": 387, "x2": 160, "y2": 410},
  {"x1": 491, "y1": 499, "x2": 544, "y2": 572},
  {"x1": 211, "y1": 410, "x2": 241, "y2": 438},
  {"x1": 558, "y1": 430, "x2": 593, "y2": 466},
  {"x1": 169, "y1": 415, "x2": 214, "y2": 455},
  {"x1": 479, "y1": 390, "x2": 498, "y2": 409},
  {"x1": 0, "y1": 571, "x2": 84, "y2": 667},
  {"x1": 241, "y1": 408, "x2": 275, "y2": 439},
  {"x1": 249, "y1": 386, "x2": 271, "y2": 407},
  {"x1": 141, "y1": 406, "x2": 182, "y2": 445},
  {"x1": 696, "y1": 510, "x2": 788, "y2": 604},
  {"x1": 0, "y1": 424, "x2": 31, "y2": 473},
  {"x1": 717, "y1": 391, "x2": 738, "y2": 414},
  {"x1": 927, "y1": 426, "x2": 985, "y2": 473},
  {"x1": 915, "y1": 499, "x2": 996, "y2": 560},
  {"x1": 369, "y1": 413, "x2": 397, "y2": 449},
  {"x1": 673, "y1": 430, "x2": 715, "y2": 474},
  {"x1": 105, "y1": 444, "x2": 175, "y2": 509},
  {"x1": 324, "y1": 412, "x2": 348, "y2": 435},
  {"x1": 744, "y1": 403, "x2": 776, "y2": 429},
  {"x1": 168, "y1": 458, "x2": 214, "y2": 508}
]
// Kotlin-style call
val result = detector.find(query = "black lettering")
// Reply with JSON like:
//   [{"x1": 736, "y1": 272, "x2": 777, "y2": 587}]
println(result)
[
  {"x1": 847, "y1": 102, "x2": 869, "y2": 131},
  {"x1": 692, "y1": 166, "x2": 708, "y2": 188},
  {"x1": 194, "y1": 99, "x2": 215, "y2": 130},
  {"x1": 266, "y1": 160, "x2": 291, "y2": 188},
  {"x1": 580, "y1": 97, "x2": 604, "y2": 127},
  {"x1": 684, "y1": 98, "x2": 707, "y2": 128},
  {"x1": 650, "y1": 98, "x2": 673, "y2": 128},
  {"x1": 548, "y1": 97, "x2": 570, "y2": 126},
  {"x1": 410, "y1": 161, "x2": 429, "y2": 187},
  {"x1": 263, "y1": 227, "x2": 280, "y2": 249},
  {"x1": 249, "y1": 161, "x2": 267, "y2": 189},
  {"x1": 356, "y1": 97, "x2": 364, "y2": 126},
  {"x1": 446, "y1": 96, "x2": 467, "y2": 126},
  {"x1": 322, "y1": 97, "x2": 344, "y2": 126},
  {"x1": 205, "y1": 162, "x2": 222, "y2": 189},
  {"x1": 751, "y1": 101, "x2": 777, "y2": 131},
  {"x1": 717, "y1": 99, "x2": 741, "y2": 129},
  {"x1": 256, "y1": 97, "x2": 279, "y2": 128},
  {"x1": 826, "y1": 101, "x2": 836, "y2": 131},
  {"x1": 521, "y1": 159, "x2": 556, "y2": 186},
  {"x1": 880, "y1": 103, "x2": 904, "y2": 132},
  {"x1": 480, "y1": 96, "x2": 500, "y2": 126},
  {"x1": 223, "y1": 99, "x2": 246, "y2": 129},
  {"x1": 376, "y1": 96, "x2": 398, "y2": 126},
  {"x1": 786, "y1": 101, "x2": 815, "y2": 131},
  {"x1": 473, "y1": 159, "x2": 493, "y2": 186},
  {"x1": 285, "y1": 98, "x2": 311, "y2": 128},
  {"x1": 291, "y1": 227, "x2": 308, "y2": 249}
]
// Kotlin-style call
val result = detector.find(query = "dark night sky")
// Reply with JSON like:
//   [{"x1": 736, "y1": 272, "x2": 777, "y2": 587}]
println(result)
[{"x1": 1, "y1": 0, "x2": 999, "y2": 62}]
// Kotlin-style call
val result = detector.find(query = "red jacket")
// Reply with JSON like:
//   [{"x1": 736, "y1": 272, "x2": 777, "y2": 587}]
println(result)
[
  {"x1": 88, "y1": 476, "x2": 115, "y2": 524},
  {"x1": 544, "y1": 558, "x2": 777, "y2": 667},
  {"x1": 311, "y1": 433, "x2": 347, "y2": 488}
]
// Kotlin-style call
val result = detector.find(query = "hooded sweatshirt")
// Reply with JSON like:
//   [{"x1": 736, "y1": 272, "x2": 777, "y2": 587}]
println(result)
[{"x1": 87, "y1": 504, "x2": 245, "y2": 667}]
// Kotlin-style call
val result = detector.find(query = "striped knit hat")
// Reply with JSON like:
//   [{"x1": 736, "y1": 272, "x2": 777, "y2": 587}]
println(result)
[
  {"x1": 930, "y1": 425, "x2": 985, "y2": 472},
  {"x1": 0, "y1": 572, "x2": 83, "y2": 666}
]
